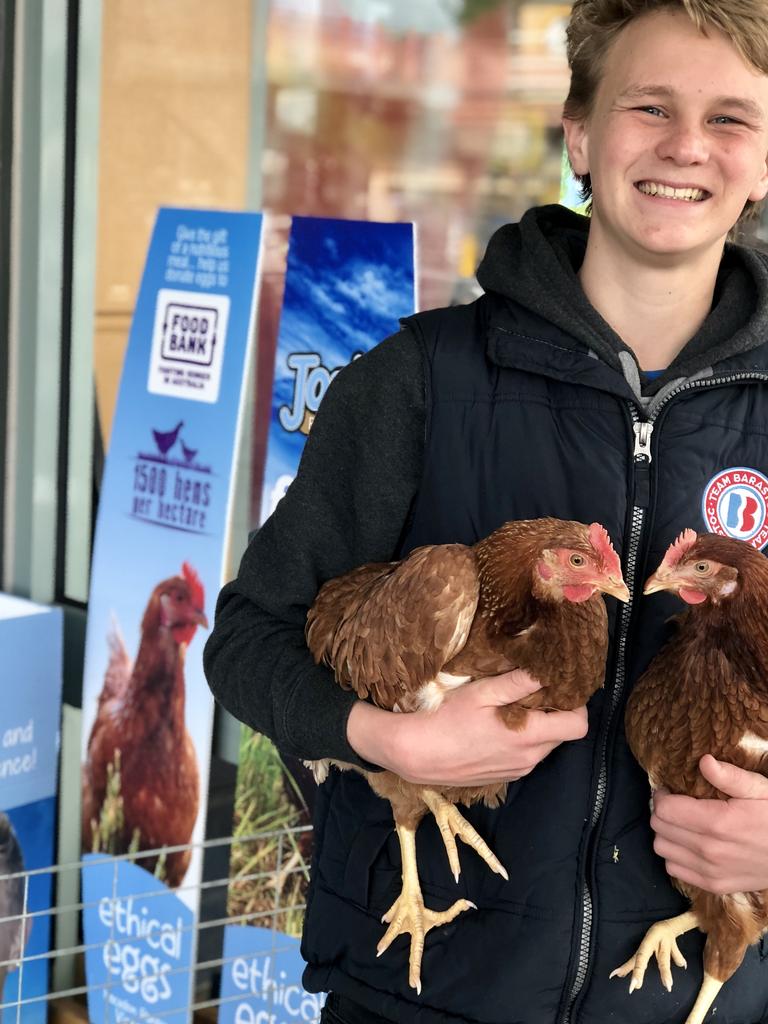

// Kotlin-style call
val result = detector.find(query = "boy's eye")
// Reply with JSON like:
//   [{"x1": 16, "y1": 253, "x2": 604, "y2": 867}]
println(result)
[
  {"x1": 711, "y1": 116, "x2": 740, "y2": 125},
  {"x1": 639, "y1": 106, "x2": 665, "y2": 117}
]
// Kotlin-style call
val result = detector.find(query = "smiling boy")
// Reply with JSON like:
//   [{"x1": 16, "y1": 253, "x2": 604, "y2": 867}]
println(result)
[{"x1": 205, "y1": 2, "x2": 768, "y2": 1022}]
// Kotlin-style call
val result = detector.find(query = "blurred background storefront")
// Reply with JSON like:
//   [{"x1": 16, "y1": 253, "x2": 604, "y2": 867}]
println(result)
[
  {"x1": 2, "y1": 0, "x2": 574, "y2": 661},
  {"x1": 90, "y1": 0, "x2": 573, "y2": 551}
]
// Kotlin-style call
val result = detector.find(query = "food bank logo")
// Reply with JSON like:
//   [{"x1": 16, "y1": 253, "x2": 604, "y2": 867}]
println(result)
[
  {"x1": 148, "y1": 288, "x2": 229, "y2": 404},
  {"x1": 161, "y1": 303, "x2": 217, "y2": 366},
  {"x1": 702, "y1": 467, "x2": 768, "y2": 549}
]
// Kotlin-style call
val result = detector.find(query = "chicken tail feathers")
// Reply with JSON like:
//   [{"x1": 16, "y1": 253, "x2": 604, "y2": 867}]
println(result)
[
  {"x1": 306, "y1": 562, "x2": 392, "y2": 694},
  {"x1": 103, "y1": 614, "x2": 133, "y2": 702},
  {"x1": 306, "y1": 544, "x2": 479, "y2": 709}
]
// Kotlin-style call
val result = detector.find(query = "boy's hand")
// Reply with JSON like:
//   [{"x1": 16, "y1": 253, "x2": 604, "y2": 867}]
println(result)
[
  {"x1": 651, "y1": 754, "x2": 768, "y2": 894},
  {"x1": 347, "y1": 669, "x2": 589, "y2": 787}
]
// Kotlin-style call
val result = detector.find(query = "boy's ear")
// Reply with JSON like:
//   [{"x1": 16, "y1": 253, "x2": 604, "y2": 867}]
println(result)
[
  {"x1": 749, "y1": 152, "x2": 768, "y2": 203},
  {"x1": 562, "y1": 116, "x2": 590, "y2": 176}
]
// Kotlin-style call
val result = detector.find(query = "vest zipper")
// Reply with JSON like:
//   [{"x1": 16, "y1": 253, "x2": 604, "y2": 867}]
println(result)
[
  {"x1": 560, "y1": 369, "x2": 768, "y2": 1024},
  {"x1": 561, "y1": 409, "x2": 648, "y2": 1024}
]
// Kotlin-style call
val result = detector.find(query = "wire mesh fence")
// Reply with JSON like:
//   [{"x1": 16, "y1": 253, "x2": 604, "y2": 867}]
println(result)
[{"x1": 0, "y1": 824, "x2": 317, "y2": 1024}]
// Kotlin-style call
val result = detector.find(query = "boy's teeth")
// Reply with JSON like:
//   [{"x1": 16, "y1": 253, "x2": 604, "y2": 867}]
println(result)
[{"x1": 637, "y1": 182, "x2": 706, "y2": 201}]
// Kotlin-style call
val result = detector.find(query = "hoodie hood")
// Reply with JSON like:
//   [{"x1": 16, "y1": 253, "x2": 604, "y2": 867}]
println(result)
[{"x1": 476, "y1": 204, "x2": 768, "y2": 395}]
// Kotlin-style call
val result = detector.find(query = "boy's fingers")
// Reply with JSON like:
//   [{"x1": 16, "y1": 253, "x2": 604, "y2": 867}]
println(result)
[
  {"x1": 478, "y1": 669, "x2": 542, "y2": 706},
  {"x1": 533, "y1": 706, "x2": 589, "y2": 743}
]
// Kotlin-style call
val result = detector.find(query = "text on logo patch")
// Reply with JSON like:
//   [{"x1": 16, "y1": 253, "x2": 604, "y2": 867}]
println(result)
[{"x1": 702, "y1": 467, "x2": 768, "y2": 549}]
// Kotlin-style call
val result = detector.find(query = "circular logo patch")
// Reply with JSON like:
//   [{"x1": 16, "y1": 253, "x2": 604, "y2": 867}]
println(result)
[{"x1": 702, "y1": 467, "x2": 768, "y2": 549}]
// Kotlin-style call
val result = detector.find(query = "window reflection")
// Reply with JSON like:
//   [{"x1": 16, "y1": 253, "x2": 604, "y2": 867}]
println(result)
[
  {"x1": 91, "y1": 0, "x2": 573, "y2": 508},
  {"x1": 263, "y1": 1, "x2": 571, "y2": 310}
]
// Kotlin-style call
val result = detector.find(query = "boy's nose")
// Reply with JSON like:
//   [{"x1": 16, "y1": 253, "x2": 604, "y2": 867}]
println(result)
[{"x1": 655, "y1": 124, "x2": 709, "y2": 165}]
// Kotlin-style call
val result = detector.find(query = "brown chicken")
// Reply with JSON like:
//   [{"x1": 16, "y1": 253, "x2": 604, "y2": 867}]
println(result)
[
  {"x1": 612, "y1": 530, "x2": 768, "y2": 1024},
  {"x1": 306, "y1": 517, "x2": 629, "y2": 991},
  {"x1": 82, "y1": 563, "x2": 207, "y2": 887}
]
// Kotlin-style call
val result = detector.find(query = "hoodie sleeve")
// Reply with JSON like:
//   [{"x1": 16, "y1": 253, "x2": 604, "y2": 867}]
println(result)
[{"x1": 203, "y1": 327, "x2": 426, "y2": 766}]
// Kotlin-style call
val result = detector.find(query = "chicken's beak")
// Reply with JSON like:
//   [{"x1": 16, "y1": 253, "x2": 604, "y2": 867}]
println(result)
[
  {"x1": 643, "y1": 570, "x2": 676, "y2": 596},
  {"x1": 193, "y1": 609, "x2": 209, "y2": 629},
  {"x1": 600, "y1": 576, "x2": 630, "y2": 603}
]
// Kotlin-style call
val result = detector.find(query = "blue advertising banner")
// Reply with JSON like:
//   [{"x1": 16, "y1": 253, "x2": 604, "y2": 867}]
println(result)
[
  {"x1": 80, "y1": 208, "x2": 263, "y2": 1024},
  {"x1": 0, "y1": 594, "x2": 63, "y2": 1024},
  {"x1": 260, "y1": 216, "x2": 417, "y2": 521},
  {"x1": 225, "y1": 216, "x2": 415, "y2": 1024},
  {"x1": 219, "y1": 927, "x2": 324, "y2": 1024},
  {"x1": 81, "y1": 856, "x2": 194, "y2": 1024}
]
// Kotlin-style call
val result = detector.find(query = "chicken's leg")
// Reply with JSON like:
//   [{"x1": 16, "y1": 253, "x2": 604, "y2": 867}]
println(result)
[
  {"x1": 421, "y1": 788, "x2": 508, "y2": 882},
  {"x1": 610, "y1": 910, "x2": 698, "y2": 993},
  {"x1": 377, "y1": 820, "x2": 475, "y2": 993},
  {"x1": 682, "y1": 975, "x2": 725, "y2": 1024}
]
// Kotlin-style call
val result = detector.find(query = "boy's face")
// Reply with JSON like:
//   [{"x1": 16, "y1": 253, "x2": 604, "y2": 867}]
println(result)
[{"x1": 563, "y1": 10, "x2": 768, "y2": 262}]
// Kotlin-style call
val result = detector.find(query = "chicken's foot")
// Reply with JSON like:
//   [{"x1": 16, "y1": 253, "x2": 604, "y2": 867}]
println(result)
[
  {"x1": 377, "y1": 821, "x2": 475, "y2": 993},
  {"x1": 610, "y1": 910, "x2": 698, "y2": 993},
  {"x1": 421, "y1": 788, "x2": 509, "y2": 883}
]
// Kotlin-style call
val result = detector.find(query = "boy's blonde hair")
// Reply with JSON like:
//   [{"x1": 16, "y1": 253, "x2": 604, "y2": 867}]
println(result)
[{"x1": 564, "y1": 0, "x2": 768, "y2": 221}]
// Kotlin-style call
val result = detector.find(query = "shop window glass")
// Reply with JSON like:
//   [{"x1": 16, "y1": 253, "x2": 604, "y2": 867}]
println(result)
[{"x1": 91, "y1": 1, "x2": 572, "y2": 523}]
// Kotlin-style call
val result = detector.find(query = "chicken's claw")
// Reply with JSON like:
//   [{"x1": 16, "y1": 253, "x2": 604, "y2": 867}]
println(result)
[
  {"x1": 382, "y1": 820, "x2": 476, "y2": 992},
  {"x1": 377, "y1": 889, "x2": 475, "y2": 994},
  {"x1": 422, "y1": 789, "x2": 508, "y2": 882},
  {"x1": 610, "y1": 912, "x2": 697, "y2": 994}
]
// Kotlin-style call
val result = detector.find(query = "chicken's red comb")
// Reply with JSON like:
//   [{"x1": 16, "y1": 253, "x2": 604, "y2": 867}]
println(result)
[
  {"x1": 182, "y1": 561, "x2": 205, "y2": 610},
  {"x1": 661, "y1": 529, "x2": 699, "y2": 570},
  {"x1": 588, "y1": 523, "x2": 622, "y2": 576}
]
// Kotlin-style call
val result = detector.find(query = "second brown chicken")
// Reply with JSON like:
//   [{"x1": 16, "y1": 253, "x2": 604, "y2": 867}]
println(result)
[
  {"x1": 613, "y1": 530, "x2": 768, "y2": 1024},
  {"x1": 305, "y1": 516, "x2": 629, "y2": 992}
]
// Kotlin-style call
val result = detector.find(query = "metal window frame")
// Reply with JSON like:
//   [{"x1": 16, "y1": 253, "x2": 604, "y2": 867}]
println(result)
[
  {"x1": 4, "y1": 0, "x2": 67, "y2": 603},
  {"x1": 0, "y1": 1, "x2": 15, "y2": 584}
]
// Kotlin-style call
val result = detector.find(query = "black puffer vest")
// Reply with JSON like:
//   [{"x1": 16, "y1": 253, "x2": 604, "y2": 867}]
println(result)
[{"x1": 301, "y1": 291, "x2": 768, "y2": 1024}]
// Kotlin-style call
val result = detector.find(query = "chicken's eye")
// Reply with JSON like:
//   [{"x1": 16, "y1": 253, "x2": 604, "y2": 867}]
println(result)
[
  {"x1": 569, "y1": 554, "x2": 586, "y2": 568},
  {"x1": 694, "y1": 561, "x2": 711, "y2": 575}
]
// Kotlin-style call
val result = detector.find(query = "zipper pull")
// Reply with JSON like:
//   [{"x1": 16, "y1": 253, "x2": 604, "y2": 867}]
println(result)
[
  {"x1": 632, "y1": 421, "x2": 653, "y2": 509},
  {"x1": 633, "y1": 421, "x2": 654, "y2": 463}
]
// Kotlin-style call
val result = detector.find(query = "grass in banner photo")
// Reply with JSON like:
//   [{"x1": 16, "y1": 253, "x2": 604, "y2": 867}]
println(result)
[{"x1": 227, "y1": 729, "x2": 314, "y2": 936}]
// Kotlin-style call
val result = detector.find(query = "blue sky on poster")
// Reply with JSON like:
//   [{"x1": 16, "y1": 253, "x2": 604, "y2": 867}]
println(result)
[
  {"x1": 279, "y1": 218, "x2": 415, "y2": 359},
  {"x1": 260, "y1": 217, "x2": 416, "y2": 522}
]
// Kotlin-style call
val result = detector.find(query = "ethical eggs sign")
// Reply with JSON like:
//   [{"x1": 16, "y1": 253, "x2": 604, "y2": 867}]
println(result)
[
  {"x1": 219, "y1": 928, "x2": 325, "y2": 1024},
  {"x1": 82, "y1": 856, "x2": 194, "y2": 1024}
]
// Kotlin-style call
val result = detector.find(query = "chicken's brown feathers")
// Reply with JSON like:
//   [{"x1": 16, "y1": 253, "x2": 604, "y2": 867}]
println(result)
[
  {"x1": 473, "y1": 517, "x2": 601, "y2": 632},
  {"x1": 306, "y1": 544, "x2": 479, "y2": 708}
]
